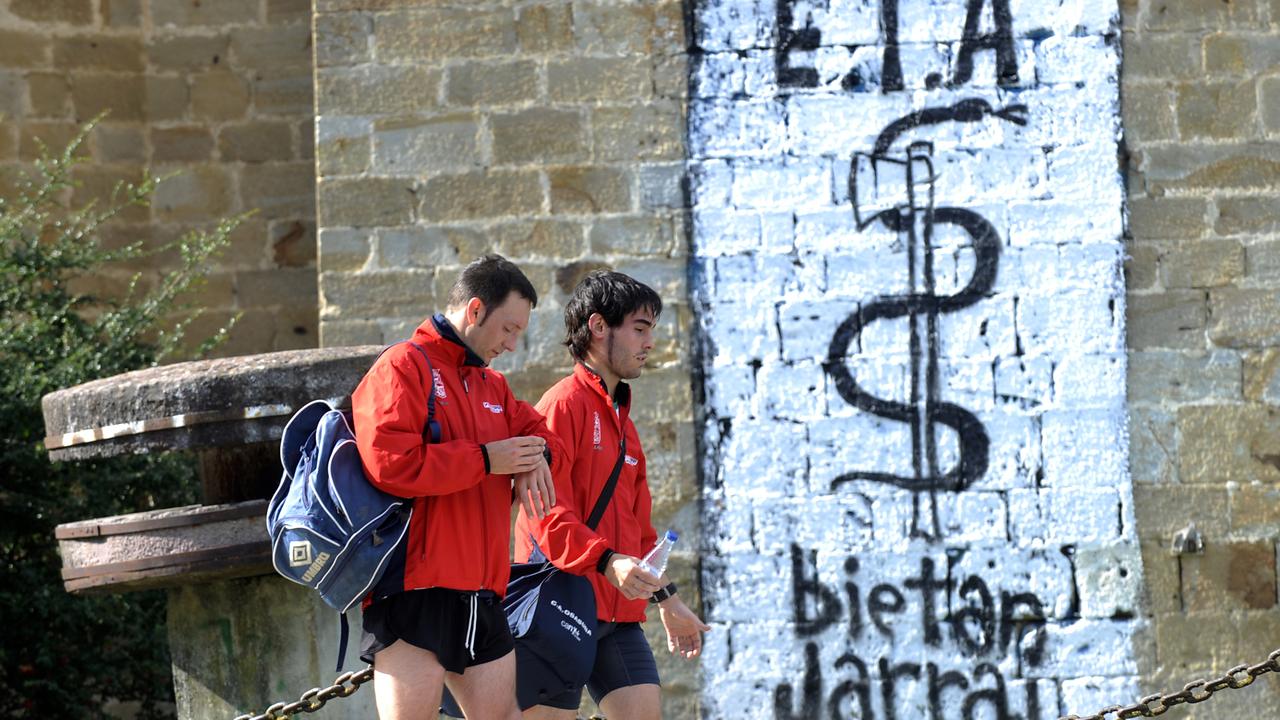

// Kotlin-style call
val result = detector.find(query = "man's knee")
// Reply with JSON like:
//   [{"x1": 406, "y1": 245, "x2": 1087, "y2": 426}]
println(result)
[
  {"x1": 372, "y1": 642, "x2": 449, "y2": 719},
  {"x1": 522, "y1": 706, "x2": 578, "y2": 720},
  {"x1": 375, "y1": 640, "x2": 447, "y2": 679},
  {"x1": 446, "y1": 651, "x2": 521, "y2": 719},
  {"x1": 599, "y1": 684, "x2": 661, "y2": 720}
]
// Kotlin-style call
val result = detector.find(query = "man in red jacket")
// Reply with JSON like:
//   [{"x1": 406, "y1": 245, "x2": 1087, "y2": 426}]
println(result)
[
  {"x1": 352, "y1": 254, "x2": 563, "y2": 720},
  {"x1": 515, "y1": 271, "x2": 709, "y2": 720}
]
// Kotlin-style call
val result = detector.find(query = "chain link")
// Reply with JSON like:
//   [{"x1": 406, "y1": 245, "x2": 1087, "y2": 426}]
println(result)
[
  {"x1": 1060, "y1": 648, "x2": 1280, "y2": 720},
  {"x1": 232, "y1": 649, "x2": 1280, "y2": 719},
  {"x1": 232, "y1": 666, "x2": 374, "y2": 720}
]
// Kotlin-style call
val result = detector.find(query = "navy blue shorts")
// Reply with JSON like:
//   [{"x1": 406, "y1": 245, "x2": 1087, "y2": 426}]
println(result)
[
  {"x1": 520, "y1": 622, "x2": 660, "y2": 710},
  {"x1": 360, "y1": 588, "x2": 514, "y2": 675}
]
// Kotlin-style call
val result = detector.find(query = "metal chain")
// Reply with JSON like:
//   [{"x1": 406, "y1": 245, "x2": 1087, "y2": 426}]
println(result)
[
  {"x1": 1061, "y1": 648, "x2": 1280, "y2": 720},
  {"x1": 231, "y1": 649, "x2": 1280, "y2": 719},
  {"x1": 232, "y1": 666, "x2": 374, "y2": 720},
  {"x1": 230, "y1": 666, "x2": 597, "y2": 719}
]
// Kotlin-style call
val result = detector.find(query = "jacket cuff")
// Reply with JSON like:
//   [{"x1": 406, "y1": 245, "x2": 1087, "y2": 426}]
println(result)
[
  {"x1": 480, "y1": 443, "x2": 491, "y2": 474},
  {"x1": 595, "y1": 548, "x2": 616, "y2": 574}
]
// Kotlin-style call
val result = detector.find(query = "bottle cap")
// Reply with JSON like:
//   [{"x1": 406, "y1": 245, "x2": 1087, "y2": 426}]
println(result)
[{"x1": 666, "y1": 530, "x2": 679, "y2": 542}]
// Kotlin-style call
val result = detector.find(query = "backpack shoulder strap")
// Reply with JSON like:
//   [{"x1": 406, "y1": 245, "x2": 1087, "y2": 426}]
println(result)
[
  {"x1": 360, "y1": 340, "x2": 442, "y2": 445},
  {"x1": 404, "y1": 341, "x2": 441, "y2": 444},
  {"x1": 584, "y1": 434, "x2": 626, "y2": 531}
]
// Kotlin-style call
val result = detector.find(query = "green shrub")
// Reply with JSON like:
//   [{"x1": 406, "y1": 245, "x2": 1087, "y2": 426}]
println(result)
[{"x1": 0, "y1": 124, "x2": 237, "y2": 718}]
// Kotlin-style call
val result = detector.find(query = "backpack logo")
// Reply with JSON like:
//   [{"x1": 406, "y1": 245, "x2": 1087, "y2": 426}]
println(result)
[
  {"x1": 289, "y1": 540, "x2": 313, "y2": 567},
  {"x1": 593, "y1": 412, "x2": 602, "y2": 450},
  {"x1": 432, "y1": 369, "x2": 446, "y2": 399},
  {"x1": 301, "y1": 552, "x2": 332, "y2": 583}
]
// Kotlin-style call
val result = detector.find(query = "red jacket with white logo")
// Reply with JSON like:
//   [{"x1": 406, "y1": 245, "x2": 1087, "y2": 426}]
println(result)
[
  {"x1": 514, "y1": 363, "x2": 657, "y2": 623},
  {"x1": 353, "y1": 315, "x2": 565, "y2": 597}
]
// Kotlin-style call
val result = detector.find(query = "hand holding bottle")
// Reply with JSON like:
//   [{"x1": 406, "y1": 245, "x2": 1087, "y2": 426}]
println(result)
[{"x1": 603, "y1": 555, "x2": 663, "y2": 601}]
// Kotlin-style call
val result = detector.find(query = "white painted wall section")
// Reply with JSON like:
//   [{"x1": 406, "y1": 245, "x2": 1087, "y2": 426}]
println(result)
[{"x1": 690, "y1": 1, "x2": 1135, "y2": 717}]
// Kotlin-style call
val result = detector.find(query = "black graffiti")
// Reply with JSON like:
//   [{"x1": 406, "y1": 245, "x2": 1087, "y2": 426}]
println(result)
[
  {"x1": 823, "y1": 99, "x2": 1027, "y2": 539},
  {"x1": 867, "y1": 98, "x2": 1028, "y2": 157},
  {"x1": 790, "y1": 546, "x2": 1047, "y2": 663},
  {"x1": 775, "y1": 642, "x2": 1043, "y2": 720},
  {"x1": 880, "y1": 0, "x2": 904, "y2": 92},
  {"x1": 953, "y1": 0, "x2": 1019, "y2": 87},
  {"x1": 779, "y1": 545, "x2": 1048, "y2": 719},
  {"x1": 775, "y1": 0, "x2": 820, "y2": 88},
  {"x1": 774, "y1": 643, "x2": 822, "y2": 719},
  {"x1": 776, "y1": 0, "x2": 1019, "y2": 92}
]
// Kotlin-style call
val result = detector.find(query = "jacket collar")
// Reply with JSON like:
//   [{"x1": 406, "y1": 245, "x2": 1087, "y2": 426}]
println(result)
[
  {"x1": 574, "y1": 362, "x2": 631, "y2": 413},
  {"x1": 411, "y1": 314, "x2": 487, "y2": 368}
]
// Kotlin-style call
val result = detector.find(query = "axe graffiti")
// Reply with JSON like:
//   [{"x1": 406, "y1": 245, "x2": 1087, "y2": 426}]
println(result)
[
  {"x1": 771, "y1": 1, "x2": 1071, "y2": 717},
  {"x1": 824, "y1": 98, "x2": 1028, "y2": 541}
]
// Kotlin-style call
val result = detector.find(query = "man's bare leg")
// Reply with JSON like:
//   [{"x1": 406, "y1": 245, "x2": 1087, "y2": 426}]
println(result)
[
  {"x1": 522, "y1": 704, "x2": 578, "y2": 719},
  {"x1": 371, "y1": 640, "x2": 446, "y2": 720},
  {"x1": 444, "y1": 650, "x2": 522, "y2": 719},
  {"x1": 599, "y1": 684, "x2": 661, "y2": 720}
]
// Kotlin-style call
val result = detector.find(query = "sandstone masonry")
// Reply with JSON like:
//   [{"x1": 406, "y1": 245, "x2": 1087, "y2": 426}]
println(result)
[
  {"x1": 0, "y1": 0, "x2": 318, "y2": 357},
  {"x1": 1125, "y1": 1, "x2": 1280, "y2": 715},
  {"x1": 311, "y1": 1, "x2": 699, "y2": 716}
]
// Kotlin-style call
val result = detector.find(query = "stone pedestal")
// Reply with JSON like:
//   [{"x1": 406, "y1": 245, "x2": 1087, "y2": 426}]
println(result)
[
  {"x1": 43, "y1": 346, "x2": 384, "y2": 720},
  {"x1": 167, "y1": 577, "x2": 376, "y2": 719}
]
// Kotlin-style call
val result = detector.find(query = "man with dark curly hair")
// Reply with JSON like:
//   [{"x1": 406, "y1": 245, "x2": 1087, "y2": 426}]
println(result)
[{"x1": 514, "y1": 270, "x2": 709, "y2": 720}]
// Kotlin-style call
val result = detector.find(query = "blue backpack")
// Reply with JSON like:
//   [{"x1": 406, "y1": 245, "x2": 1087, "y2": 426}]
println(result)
[{"x1": 266, "y1": 341, "x2": 439, "y2": 669}]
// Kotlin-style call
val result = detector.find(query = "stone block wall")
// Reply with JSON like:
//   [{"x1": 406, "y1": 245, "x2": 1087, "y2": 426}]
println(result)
[
  {"x1": 6, "y1": 1, "x2": 1280, "y2": 717},
  {"x1": 0, "y1": 0, "x2": 318, "y2": 357},
  {"x1": 1123, "y1": 0, "x2": 1280, "y2": 715},
  {"x1": 311, "y1": 1, "x2": 700, "y2": 715}
]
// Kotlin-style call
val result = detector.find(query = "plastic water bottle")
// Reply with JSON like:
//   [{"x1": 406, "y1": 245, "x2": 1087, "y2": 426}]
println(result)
[{"x1": 640, "y1": 530, "x2": 678, "y2": 576}]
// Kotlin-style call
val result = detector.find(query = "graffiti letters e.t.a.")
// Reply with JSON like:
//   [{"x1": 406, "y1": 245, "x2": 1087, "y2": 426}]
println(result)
[{"x1": 776, "y1": 0, "x2": 1020, "y2": 92}]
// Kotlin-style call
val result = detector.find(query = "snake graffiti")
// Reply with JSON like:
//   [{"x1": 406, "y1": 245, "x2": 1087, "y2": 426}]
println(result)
[
  {"x1": 828, "y1": 98, "x2": 1028, "y2": 541},
  {"x1": 691, "y1": 0, "x2": 1136, "y2": 717}
]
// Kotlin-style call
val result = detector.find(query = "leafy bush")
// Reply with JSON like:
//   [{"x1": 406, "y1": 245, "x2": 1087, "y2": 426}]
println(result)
[{"x1": 0, "y1": 124, "x2": 237, "y2": 717}]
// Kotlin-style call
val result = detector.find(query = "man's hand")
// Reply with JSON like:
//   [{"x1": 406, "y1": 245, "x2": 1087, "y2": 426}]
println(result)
[
  {"x1": 485, "y1": 436, "x2": 546, "y2": 475},
  {"x1": 513, "y1": 460, "x2": 556, "y2": 520},
  {"x1": 602, "y1": 554, "x2": 662, "y2": 601},
  {"x1": 659, "y1": 597, "x2": 710, "y2": 659}
]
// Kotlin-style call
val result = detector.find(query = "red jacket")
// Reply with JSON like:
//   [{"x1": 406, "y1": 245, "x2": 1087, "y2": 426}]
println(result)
[
  {"x1": 514, "y1": 363, "x2": 657, "y2": 623},
  {"x1": 353, "y1": 315, "x2": 564, "y2": 597}
]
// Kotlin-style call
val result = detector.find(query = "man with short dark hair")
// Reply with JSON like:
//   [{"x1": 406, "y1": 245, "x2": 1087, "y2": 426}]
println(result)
[
  {"x1": 514, "y1": 270, "x2": 709, "y2": 720},
  {"x1": 352, "y1": 254, "x2": 563, "y2": 719}
]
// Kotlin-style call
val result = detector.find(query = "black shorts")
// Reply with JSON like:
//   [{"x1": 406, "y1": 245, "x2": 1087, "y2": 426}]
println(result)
[
  {"x1": 360, "y1": 588, "x2": 515, "y2": 675},
  {"x1": 525, "y1": 622, "x2": 660, "y2": 710}
]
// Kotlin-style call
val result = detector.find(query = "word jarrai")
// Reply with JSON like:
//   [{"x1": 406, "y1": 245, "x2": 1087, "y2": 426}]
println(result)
[{"x1": 775, "y1": 546, "x2": 1052, "y2": 720}]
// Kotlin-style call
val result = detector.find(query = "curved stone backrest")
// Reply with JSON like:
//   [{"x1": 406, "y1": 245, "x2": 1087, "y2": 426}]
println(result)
[
  {"x1": 42, "y1": 346, "x2": 384, "y2": 595},
  {"x1": 42, "y1": 345, "x2": 381, "y2": 461}
]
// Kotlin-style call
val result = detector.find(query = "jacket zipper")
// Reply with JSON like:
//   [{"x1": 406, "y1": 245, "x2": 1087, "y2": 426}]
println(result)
[
  {"x1": 420, "y1": 353, "x2": 436, "y2": 568},
  {"x1": 610, "y1": 398, "x2": 622, "y2": 622},
  {"x1": 463, "y1": 372, "x2": 490, "y2": 591}
]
